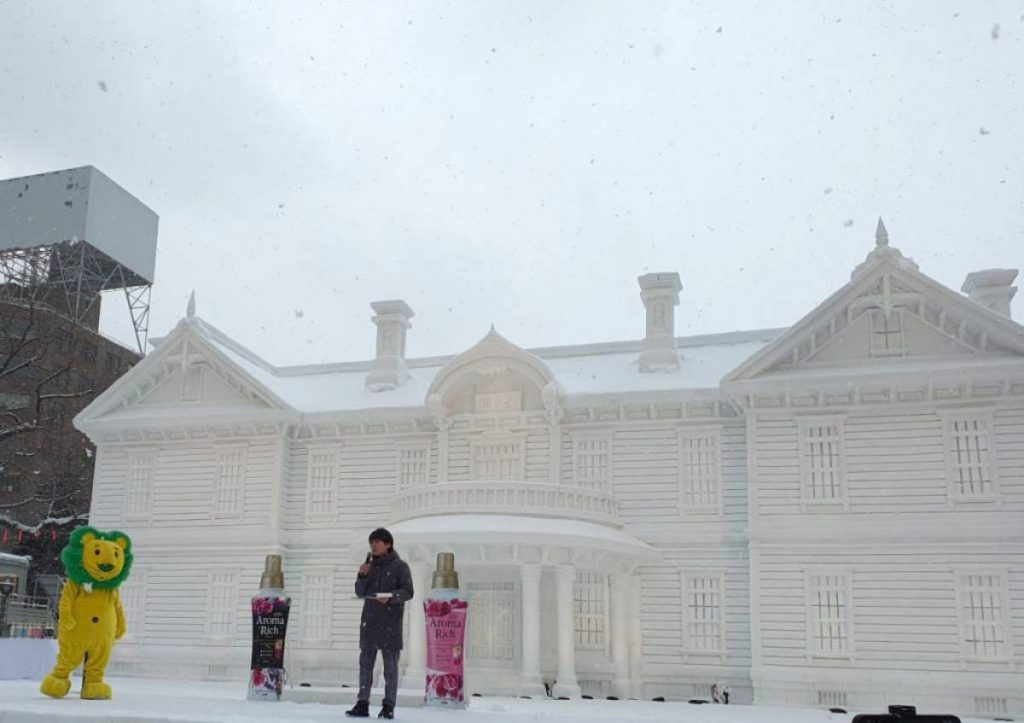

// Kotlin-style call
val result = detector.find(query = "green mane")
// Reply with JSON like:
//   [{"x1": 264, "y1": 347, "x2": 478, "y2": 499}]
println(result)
[{"x1": 61, "y1": 526, "x2": 133, "y2": 590}]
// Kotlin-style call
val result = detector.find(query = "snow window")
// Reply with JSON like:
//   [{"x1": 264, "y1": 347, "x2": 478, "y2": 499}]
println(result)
[
  {"x1": 870, "y1": 309, "x2": 905, "y2": 356},
  {"x1": 306, "y1": 449, "x2": 338, "y2": 518},
  {"x1": 945, "y1": 415, "x2": 996, "y2": 499},
  {"x1": 397, "y1": 445, "x2": 429, "y2": 488},
  {"x1": 798, "y1": 419, "x2": 845, "y2": 504},
  {"x1": 466, "y1": 582, "x2": 517, "y2": 664},
  {"x1": 573, "y1": 436, "x2": 610, "y2": 491},
  {"x1": 206, "y1": 570, "x2": 238, "y2": 640},
  {"x1": 574, "y1": 571, "x2": 607, "y2": 649},
  {"x1": 180, "y1": 364, "x2": 204, "y2": 401},
  {"x1": 471, "y1": 439, "x2": 524, "y2": 481},
  {"x1": 681, "y1": 572, "x2": 725, "y2": 654},
  {"x1": 124, "y1": 450, "x2": 156, "y2": 518},
  {"x1": 301, "y1": 570, "x2": 333, "y2": 642},
  {"x1": 959, "y1": 572, "x2": 1007, "y2": 660},
  {"x1": 679, "y1": 431, "x2": 720, "y2": 513},
  {"x1": 119, "y1": 570, "x2": 147, "y2": 640},
  {"x1": 806, "y1": 572, "x2": 851, "y2": 656},
  {"x1": 214, "y1": 447, "x2": 245, "y2": 516}
]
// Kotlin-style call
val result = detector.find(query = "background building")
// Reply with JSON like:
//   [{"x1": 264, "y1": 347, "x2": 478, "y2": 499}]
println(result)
[
  {"x1": 75, "y1": 225, "x2": 1022, "y2": 719},
  {"x1": 0, "y1": 167, "x2": 155, "y2": 584}
]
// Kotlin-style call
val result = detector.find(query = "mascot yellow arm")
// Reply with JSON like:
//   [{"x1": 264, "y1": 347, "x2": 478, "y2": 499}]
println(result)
[
  {"x1": 114, "y1": 589, "x2": 126, "y2": 640},
  {"x1": 58, "y1": 580, "x2": 81, "y2": 632}
]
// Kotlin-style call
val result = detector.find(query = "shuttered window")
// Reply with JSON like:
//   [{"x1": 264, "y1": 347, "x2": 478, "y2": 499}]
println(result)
[
  {"x1": 207, "y1": 570, "x2": 238, "y2": 639},
  {"x1": 124, "y1": 450, "x2": 156, "y2": 518},
  {"x1": 301, "y1": 570, "x2": 333, "y2": 642},
  {"x1": 682, "y1": 572, "x2": 725, "y2": 654},
  {"x1": 806, "y1": 572, "x2": 852, "y2": 656},
  {"x1": 959, "y1": 572, "x2": 1007, "y2": 660},
  {"x1": 574, "y1": 572, "x2": 607, "y2": 649},
  {"x1": 119, "y1": 570, "x2": 147, "y2": 639},
  {"x1": 471, "y1": 439, "x2": 523, "y2": 481},
  {"x1": 574, "y1": 436, "x2": 610, "y2": 491},
  {"x1": 798, "y1": 419, "x2": 845, "y2": 503},
  {"x1": 214, "y1": 447, "x2": 246, "y2": 515},
  {"x1": 397, "y1": 445, "x2": 429, "y2": 488},
  {"x1": 307, "y1": 449, "x2": 338, "y2": 517},
  {"x1": 946, "y1": 416, "x2": 996, "y2": 499},
  {"x1": 679, "y1": 431, "x2": 721, "y2": 512}
]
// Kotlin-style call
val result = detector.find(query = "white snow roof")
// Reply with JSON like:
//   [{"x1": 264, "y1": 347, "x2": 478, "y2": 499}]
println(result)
[{"x1": 186, "y1": 318, "x2": 781, "y2": 414}]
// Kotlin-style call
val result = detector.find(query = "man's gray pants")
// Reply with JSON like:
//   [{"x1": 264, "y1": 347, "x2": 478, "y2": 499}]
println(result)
[{"x1": 358, "y1": 648, "x2": 400, "y2": 707}]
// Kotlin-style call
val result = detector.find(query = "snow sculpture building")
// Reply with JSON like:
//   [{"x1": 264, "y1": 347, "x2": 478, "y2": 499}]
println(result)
[{"x1": 75, "y1": 225, "x2": 1023, "y2": 718}]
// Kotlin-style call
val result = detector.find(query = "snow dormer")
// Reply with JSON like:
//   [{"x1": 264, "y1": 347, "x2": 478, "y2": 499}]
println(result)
[
  {"x1": 365, "y1": 300, "x2": 414, "y2": 392},
  {"x1": 962, "y1": 269, "x2": 1018, "y2": 319},
  {"x1": 425, "y1": 327, "x2": 559, "y2": 416},
  {"x1": 637, "y1": 272, "x2": 682, "y2": 372}
]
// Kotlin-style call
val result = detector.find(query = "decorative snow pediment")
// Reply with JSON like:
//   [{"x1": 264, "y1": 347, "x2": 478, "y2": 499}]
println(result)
[
  {"x1": 425, "y1": 327, "x2": 562, "y2": 418},
  {"x1": 725, "y1": 230, "x2": 1024, "y2": 383},
  {"x1": 76, "y1": 318, "x2": 291, "y2": 428}
]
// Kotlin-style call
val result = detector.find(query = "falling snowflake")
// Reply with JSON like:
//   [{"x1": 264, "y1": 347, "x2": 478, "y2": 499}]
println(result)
[{"x1": 97, "y1": 81, "x2": 108, "y2": 92}]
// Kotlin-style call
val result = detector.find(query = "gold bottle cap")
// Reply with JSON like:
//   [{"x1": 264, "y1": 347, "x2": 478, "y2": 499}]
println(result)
[
  {"x1": 431, "y1": 552, "x2": 459, "y2": 590},
  {"x1": 259, "y1": 554, "x2": 285, "y2": 589}
]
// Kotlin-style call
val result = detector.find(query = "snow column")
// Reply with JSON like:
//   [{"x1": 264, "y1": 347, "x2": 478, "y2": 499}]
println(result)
[
  {"x1": 519, "y1": 565, "x2": 544, "y2": 695},
  {"x1": 554, "y1": 565, "x2": 581, "y2": 697},
  {"x1": 611, "y1": 572, "x2": 632, "y2": 698},
  {"x1": 401, "y1": 562, "x2": 430, "y2": 689}
]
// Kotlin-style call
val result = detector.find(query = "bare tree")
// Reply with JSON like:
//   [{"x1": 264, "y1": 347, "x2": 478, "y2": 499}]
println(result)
[{"x1": 0, "y1": 281, "x2": 100, "y2": 574}]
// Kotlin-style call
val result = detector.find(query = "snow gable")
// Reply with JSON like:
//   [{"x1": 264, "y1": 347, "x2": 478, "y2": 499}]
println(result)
[
  {"x1": 75, "y1": 319, "x2": 292, "y2": 431},
  {"x1": 725, "y1": 240, "x2": 1024, "y2": 383}
]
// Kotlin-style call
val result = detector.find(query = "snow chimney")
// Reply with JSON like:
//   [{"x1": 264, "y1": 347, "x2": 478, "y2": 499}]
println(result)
[
  {"x1": 365, "y1": 300, "x2": 414, "y2": 392},
  {"x1": 961, "y1": 269, "x2": 1018, "y2": 319},
  {"x1": 637, "y1": 272, "x2": 682, "y2": 372}
]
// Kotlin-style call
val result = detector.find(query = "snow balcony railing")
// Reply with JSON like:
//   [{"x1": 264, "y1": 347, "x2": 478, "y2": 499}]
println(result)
[{"x1": 388, "y1": 481, "x2": 622, "y2": 528}]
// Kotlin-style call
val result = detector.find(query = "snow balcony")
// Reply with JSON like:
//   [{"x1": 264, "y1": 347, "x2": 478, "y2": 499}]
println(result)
[{"x1": 388, "y1": 480, "x2": 622, "y2": 528}]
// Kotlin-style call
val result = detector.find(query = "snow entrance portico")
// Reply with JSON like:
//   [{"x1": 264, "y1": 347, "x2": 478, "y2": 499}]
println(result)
[{"x1": 75, "y1": 227, "x2": 1024, "y2": 719}]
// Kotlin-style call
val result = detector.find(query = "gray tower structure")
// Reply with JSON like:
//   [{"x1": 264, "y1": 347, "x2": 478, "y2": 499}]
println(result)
[{"x1": 0, "y1": 166, "x2": 158, "y2": 353}]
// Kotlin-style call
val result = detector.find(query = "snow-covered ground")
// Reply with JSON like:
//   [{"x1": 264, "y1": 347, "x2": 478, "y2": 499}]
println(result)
[{"x1": 0, "y1": 677, "x2": 988, "y2": 723}]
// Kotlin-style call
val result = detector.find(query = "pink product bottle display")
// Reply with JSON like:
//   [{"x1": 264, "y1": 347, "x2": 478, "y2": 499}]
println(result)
[
  {"x1": 423, "y1": 552, "x2": 468, "y2": 708},
  {"x1": 247, "y1": 555, "x2": 291, "y2": 701}
]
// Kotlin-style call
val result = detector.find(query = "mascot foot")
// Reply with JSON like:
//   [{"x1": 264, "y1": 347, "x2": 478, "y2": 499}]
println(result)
[
  {"x1": 40, "y1": 675, "x2": 72, "y2": 698},
  {"x1": 81, "y1": 681, "x2": 112, "y2": 700}
]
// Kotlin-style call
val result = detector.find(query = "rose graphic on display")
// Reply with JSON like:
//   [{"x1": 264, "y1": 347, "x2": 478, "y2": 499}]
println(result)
[
  {"x1": 252, "y1": 597, "x2": 274, "y2": 615},
  {"x1": 425, "y1": 599, "x2": 451, "y2": 618},
  {"x1": 426, "y1": 672, "x2": 464, "y2": 702}
]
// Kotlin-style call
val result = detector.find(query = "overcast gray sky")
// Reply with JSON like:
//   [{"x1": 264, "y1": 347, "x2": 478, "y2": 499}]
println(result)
[{"x1": 2, "y1": 1, "x2": 1022, "y2": 365}]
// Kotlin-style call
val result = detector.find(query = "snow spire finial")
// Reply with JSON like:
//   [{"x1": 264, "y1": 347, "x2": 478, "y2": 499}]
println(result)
[
  {"x1": 875, "y1": 217, "x2": 889, "y2": 248},
  {"x1": 186, "y1": 290, "x2": 196, "y2": 319}
]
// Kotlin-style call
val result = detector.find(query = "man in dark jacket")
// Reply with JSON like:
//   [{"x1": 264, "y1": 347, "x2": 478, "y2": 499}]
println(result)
[{"x1": 346, "y1": 528, "x2": 414, "y2": 720}]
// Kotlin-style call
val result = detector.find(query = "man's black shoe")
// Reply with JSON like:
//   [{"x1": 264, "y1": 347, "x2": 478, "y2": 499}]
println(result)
[
  {"x1": 378, "y1": 703, "x2": 395, "y2": 719},
  {"x1": 345, "y1": 699, "x2": 370, "y2": 717}
]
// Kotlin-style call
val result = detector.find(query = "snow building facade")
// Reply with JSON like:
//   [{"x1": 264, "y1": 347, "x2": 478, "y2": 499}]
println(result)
[{"x1": 75, "y1": 228, "x2": 1024, "y2": 717}]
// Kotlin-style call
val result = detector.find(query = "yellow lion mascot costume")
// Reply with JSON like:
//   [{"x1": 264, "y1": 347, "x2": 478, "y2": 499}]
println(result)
[{"x1": 40, "y1": 526, "x2": 133, "y2": 700}]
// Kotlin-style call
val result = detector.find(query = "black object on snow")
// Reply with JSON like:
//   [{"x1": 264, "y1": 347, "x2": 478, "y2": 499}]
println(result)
[
  {"x1": 688, "y1": 699, "x2": 709, "y2": 704},
  {"x1": 851, "y1": 704, "x2": 961, "y2": 723}
]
